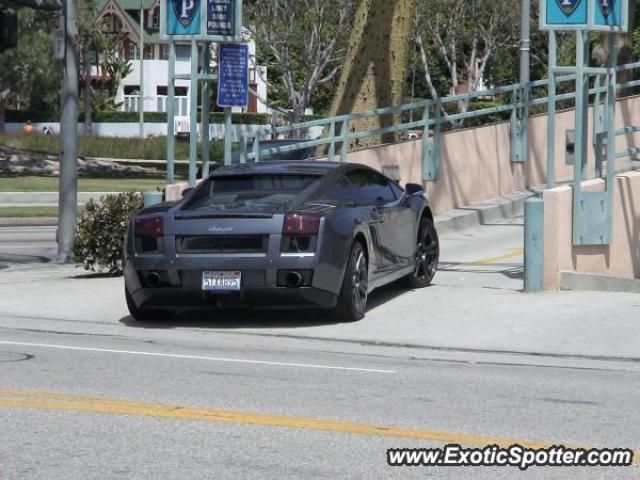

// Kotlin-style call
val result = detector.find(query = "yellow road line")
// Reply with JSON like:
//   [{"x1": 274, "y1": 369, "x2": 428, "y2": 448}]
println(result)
[
  {"x1": 473, "y1": 248, "x2": 524, "y2": 266},
  {"x1": 0, "y1": 388, "x2": 637, "y2": 464}
]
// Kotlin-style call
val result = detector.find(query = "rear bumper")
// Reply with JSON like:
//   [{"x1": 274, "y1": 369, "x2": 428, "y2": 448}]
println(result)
[{"x1": 124, "y1": 254, "x2": 341, "y2": 310}]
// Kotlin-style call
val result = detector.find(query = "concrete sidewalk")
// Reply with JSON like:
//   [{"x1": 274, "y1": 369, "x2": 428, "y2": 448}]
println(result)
[{"x1": 0, "y1": 220, "x2": 638, "y2": 364}]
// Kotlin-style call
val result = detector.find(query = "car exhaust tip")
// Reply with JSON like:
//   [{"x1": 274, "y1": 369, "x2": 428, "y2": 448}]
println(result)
[
  {"x1": 285, "y1": 271, "x2": 304, "y2": 288},
  {"x1": 146, "y1": 272, "x2": 161, "y2": 288}
]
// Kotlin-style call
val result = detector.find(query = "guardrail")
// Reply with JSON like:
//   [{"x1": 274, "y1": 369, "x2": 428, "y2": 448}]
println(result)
[{"x1": 238, "y1": 61, "x2": 640, "y2": 183}]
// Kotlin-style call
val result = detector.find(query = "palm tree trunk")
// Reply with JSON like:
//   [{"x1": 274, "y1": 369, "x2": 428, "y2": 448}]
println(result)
[{"x1": 330, "y1": 0, "x2": 414, "y2": 149}]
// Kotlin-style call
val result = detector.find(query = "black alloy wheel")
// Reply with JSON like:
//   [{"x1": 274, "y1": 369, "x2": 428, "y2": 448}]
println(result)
[
  {"x1": 405, "y1": 218, "x2": 439, "y2": 288},
  {"x1": 334, "y1": 241, "x2": 368, "y2": 322}
]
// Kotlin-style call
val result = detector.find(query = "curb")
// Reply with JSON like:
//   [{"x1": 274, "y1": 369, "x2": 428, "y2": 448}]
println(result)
[
  {"x1": 0, "y1": 192, "x2": 118, "y2": 205},
  {"x1": 561, "y1": 272, "x2": 640, "y2": 294},
  {"x1": 433, "y1": 190, "x2": 537, "y2": 234},
  {"x1": 0, "y1": 218, "x2": 58, "y2": 227}
]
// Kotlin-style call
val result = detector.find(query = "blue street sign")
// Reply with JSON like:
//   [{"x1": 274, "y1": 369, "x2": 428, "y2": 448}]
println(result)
[
  {"x1": 167, "y1": 0, "x2": 201, "y2": 35},
  {"x1": 208, "y1": 0, "x2": 237, "y2": 37},
  {"x1": 217, "y1": 43, "x2": 249, "y2": 108}
]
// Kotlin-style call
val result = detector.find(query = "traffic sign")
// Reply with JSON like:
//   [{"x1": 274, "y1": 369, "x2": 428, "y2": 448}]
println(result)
[
  {"x1": 589, "y1": 0, "x2": 628, "y2": 32},
  {"x1": 540, "y1": 0, "x2": 588, "y2": 30},
  {"x1": 161, "y1": 0, "x2": 243, "y2": 41},
  {"x1": 540, "y1": 0, "x2": 628, "y2": 32},
  {"x1": 217, "y1": 43, "x2": 249, "y2": 108},
  {"x1": 167, "y1": 0, "x2": 201, "y2": 35}
]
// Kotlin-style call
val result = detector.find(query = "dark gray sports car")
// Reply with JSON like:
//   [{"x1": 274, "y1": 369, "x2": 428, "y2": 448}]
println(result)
[{"x1": 124, "y1": 161, "x2": 439, "y2": 322}]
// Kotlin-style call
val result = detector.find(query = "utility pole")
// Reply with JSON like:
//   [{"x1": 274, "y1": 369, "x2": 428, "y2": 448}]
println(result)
[
  {"x1": 57, "y1": 0, "x2": 79, "y2": 262},
  {"x1": 519, "y1": 0, "x2": 531, "y2": 161},
  {"x1": 520, "y1": 0, "x2": 530, "y2": 85}
]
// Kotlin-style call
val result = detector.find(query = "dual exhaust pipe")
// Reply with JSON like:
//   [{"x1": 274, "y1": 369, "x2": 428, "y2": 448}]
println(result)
[
  {"x1": 146, "y1": 272, "x2": 162, "y2": 288},
  {"x1": 284, "y1": 271, "x2": 304, "y2": 288}
]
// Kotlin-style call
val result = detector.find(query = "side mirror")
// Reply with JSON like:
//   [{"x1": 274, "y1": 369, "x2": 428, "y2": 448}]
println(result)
[
  {"x1": 405, "y1": 183, "x2": 425, "y2": 196},
  {"x1": 181, "y1": 187, "x2": 194, "y2": 198}
]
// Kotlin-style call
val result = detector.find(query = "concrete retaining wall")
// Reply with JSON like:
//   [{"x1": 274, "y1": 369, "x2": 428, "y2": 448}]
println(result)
[
  {"x1": 542, "y1": 171, "x2": 640, "y2": 290},
  {"x1": 344, "y1": 95, "x2": 640, "y2": 214}
]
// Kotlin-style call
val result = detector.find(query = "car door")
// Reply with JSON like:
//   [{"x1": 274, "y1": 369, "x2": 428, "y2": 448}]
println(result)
[
  {"x1": 364, "y1": 171, "x2": 415, "y2": 271},
  {"x1": 343, "y1": 169, "x2": 415, "y2": 273}
]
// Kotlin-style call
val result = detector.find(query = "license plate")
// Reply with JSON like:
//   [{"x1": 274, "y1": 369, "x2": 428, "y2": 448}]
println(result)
[{"x1": 202, "y1": 271, "x2": 242, "y2": 291}]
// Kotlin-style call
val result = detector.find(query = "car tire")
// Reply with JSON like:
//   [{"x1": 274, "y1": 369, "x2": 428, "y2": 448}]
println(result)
[
  {"x1": 125, "y1": 288, "x2": 171, "y2": 322},
  {"x1": 333, "y1": 241, "x2": 368, "y2": 322},
  {"x1": 404, "y1": 217, "x2": 439, "y2": 289}
]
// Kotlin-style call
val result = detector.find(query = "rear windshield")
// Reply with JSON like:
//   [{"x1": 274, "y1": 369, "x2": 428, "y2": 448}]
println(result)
[{"x1": 182, "y1": 174, "x2": 321, "y2": 210}]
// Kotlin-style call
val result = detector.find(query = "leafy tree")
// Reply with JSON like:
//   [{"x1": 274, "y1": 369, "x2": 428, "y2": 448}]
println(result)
[
  {"x1": 0, "y1": 8, "x2": 61, "y2": 131},
  {"x1": 414, "y1": 0, "x2": 519, "y2": 121},
  {"x1": 245, "y1": 0, "x2": 356, "y2": 128}
]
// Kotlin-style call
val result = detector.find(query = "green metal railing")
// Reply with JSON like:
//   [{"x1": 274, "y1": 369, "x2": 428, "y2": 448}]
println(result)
[{"x1": 237, "y1": 60, "x2": 640, "y2": 184}]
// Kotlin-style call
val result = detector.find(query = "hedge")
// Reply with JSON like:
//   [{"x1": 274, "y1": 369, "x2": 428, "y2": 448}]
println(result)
[{"x1": 3, "y1": 110, "x2": 270, "y2": 125}]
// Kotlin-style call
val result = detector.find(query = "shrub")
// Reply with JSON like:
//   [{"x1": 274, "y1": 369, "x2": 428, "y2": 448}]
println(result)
[
  {"x1": 4, "y1": 110, "x2": 270, "y2": 125},
  {"x1": 0, "y1": 134, "x2": 226, "y2": 162},
  {"x1": 74, "y1": 192, "x2": 143, "y2": 275}
]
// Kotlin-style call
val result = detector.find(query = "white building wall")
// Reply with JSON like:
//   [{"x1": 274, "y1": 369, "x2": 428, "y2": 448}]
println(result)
[{"x1": 115, "y1": 41, "x2": 269, "y2": 116}]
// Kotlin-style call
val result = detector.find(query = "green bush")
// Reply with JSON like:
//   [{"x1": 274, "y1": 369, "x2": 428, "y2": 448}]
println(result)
[
  {"x1": 74, "y1": 192, "x2": 143, "y2": 275},
  {"x1": 4, "y1": 110, "x2": 269, "y2": 125},
  {"x1": 0, "y1": 134, "x2": 226, "y2": 162}
]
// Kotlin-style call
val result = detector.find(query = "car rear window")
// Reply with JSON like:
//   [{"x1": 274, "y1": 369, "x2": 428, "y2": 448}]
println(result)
[{"x1": 182, "y1": 174, "x2": 321, "y2": 210}]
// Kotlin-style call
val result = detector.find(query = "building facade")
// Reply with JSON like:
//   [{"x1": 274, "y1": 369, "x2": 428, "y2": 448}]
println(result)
[{"x1": 94, "y1": 0, "x2": 268, "y2": 118}]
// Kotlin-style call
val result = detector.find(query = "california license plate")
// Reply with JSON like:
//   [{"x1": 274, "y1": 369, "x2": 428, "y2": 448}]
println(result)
[{"x1": 202, "y1": 271, "x2": 242, "y2": 291}]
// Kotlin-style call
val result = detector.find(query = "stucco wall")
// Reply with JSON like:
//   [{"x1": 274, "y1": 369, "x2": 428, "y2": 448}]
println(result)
[
  {"x1": 542, "y1": 171, "x2": 640, "y2": 290},
  {"x1": 344, "y1": 95, "x2": 640, "y2": 214}
]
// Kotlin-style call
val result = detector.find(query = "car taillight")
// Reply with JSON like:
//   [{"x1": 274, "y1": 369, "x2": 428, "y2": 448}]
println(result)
[
  {"x1": 135, "y1": 216, "x2": 164, "y2": 237},
  {"x1": 283, "y1": 212, "x2": 321, "y2": 235}
]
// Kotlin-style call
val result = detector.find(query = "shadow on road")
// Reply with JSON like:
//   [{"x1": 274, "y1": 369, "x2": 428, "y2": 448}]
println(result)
[{"x1": 119, "y1": 281, "x2": 412, "y2": 330}]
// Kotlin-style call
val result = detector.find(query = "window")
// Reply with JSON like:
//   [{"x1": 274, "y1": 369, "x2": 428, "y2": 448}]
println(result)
[
  {"x1": 101, "y1": 14, "x2": 121, "y2": 34},
  {"x1": 176, "y1": 45, "x2": 190, "y2": 60},
  {"x1": 124, "y1": 86, "x2": 140, "y2": 95},
  {"x1": 328, "y1": 169, "x2": 397, "y2": 204},
  {"x1": 182, "y1": 174, "x2": 322, "y2": 211},
  {"x1": 159, "y1": 44, "x2": 168, "y2": 60},
  {"x1": 127, "y1": 43, "x2": 140, "y2": 60},
  {"x1": 144, "y1": 45, "x2": 154, "y2": 60},
  {"x1": 152, "y1": 8, "x2": 160, "y2": 29}
]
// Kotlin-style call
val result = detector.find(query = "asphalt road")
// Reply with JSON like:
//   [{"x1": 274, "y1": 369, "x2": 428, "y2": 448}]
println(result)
[{"x1": 0, "y1": 218, "x2": 639, "y2": 479}]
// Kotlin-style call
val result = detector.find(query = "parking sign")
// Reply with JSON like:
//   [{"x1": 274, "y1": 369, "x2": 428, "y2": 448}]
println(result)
[{"x1": 217, "y1": 43, "x2": 249, "y2": 108}]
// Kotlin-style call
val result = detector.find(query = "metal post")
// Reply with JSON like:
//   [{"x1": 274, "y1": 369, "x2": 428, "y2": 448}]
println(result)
[
  {"x1": 340, "y1": 119, "x2": 348, "y2": 162},
  {"x1": 57, "y1": 0, "x2": 79, "y2": 262},
  {"x1": 188, "y1": 38, "x2": 198, "y2": 186},
  {"x1": 573, "y1": 30, "x2": 590, "y2": 185},
  {"x1": 224, "y1": 107, "x2": 232, "y2": 165},
  {"x1": 328, "y1": 121, "x2": 335, "y2": 161},
  {"x1": 166, "y1": 41, "x2": 176, "y2": 184},
  {"x1": 604, "y1": 33, "x2": 617, "y2": 242},
  {"x1": 139, "y1": 1, "x2": 144, "y2": 139},
  {"x1": 593, "y1": 74, "x2": 604, "y2": 179},
  {"x1": 421, "y1": 103, "x2": 432, "y2": 180},
  {"x1": 253, "y1": 130, "x2": 260, "y2": 163},
  {"x1": 524, "y1": 197, "x2": 544, "y2": 293},
  {"x1": 546, "y1": 31, "x2": 557, "y2": 188},
  {"x1": 519, "y1": 0, "x2": 531, "y2": 162},
  {"x1": 201, "y1": 42, "x2": 211, "y2": 177}
]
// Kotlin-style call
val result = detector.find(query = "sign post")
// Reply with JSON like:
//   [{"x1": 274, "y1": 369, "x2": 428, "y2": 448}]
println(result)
[
  {"x1": 160, "y1": 0, "x2": 244, "y2": 184},
  {"x1": 217, "y1": 43, "x2": 249, "y2": 165},
  {"x1": 538, "y1": 0, "x2": 629, "y2": 249}
]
